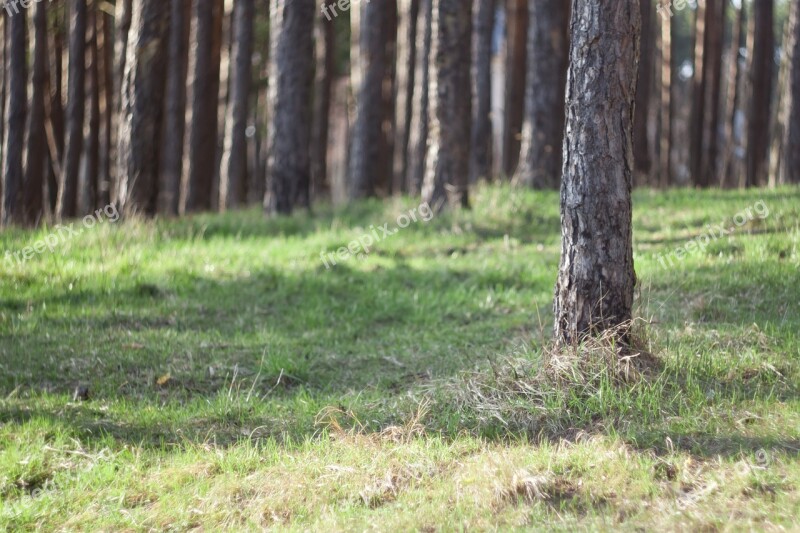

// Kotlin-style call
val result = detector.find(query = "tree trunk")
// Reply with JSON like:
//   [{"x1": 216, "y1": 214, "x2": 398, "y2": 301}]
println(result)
[
  {"x1": 780, "y1": 0, "x2": 800, "y2": 184},
  {"x1": 114, "y1": 0, "x2": 133, "y2": 114},
  {"x1": 470, "y1": 0, "x2": 494, "y2": 184},
  {"x1": 421, "y1": 0, "x2": 472, "y2": 210},
  {"x1": 220, "y1": 0, "x2": 254, "y2": 210},
  {"x1": 83, "y1": 1, "x2": 100, "y2": 211},
  {"x1": 264, "y1": 0, "x2": 313, "y2": 215},
  {"x1": 391, "y1": 0, "x2": 420, "y2": 194},
  {"x1": 2, "y1": 7, "x2": 26, "y2": 225},
  {"x1": 24, "y1": 1, "x2": 49, "y2": 224},
  {"x1": 98, "y1": 8, "x2": 115, "y2": 207},
  {"x1": 746, "y1": 0, "x2": 774, "y2": 187},
  {"x1": 514, "y1": 0, "x2": 569, "y2": 189},
  {"x1": 46, "y1": 4, "x2": 66, "y2": 213},
  {"x1": 722, "y1": 1, "x2": 746, "y2": 188},
  {"x1": 553, "y1": 0, "x2": 640, "y2": 344},
  {"x1": 502, "y1": 0, "x2": 527, "y2": 178},
  {"x1": 349, "y1": 0, "x2": 388, "y2": 199},
  {"x1": 57, "y1": 0, "x2": 87, "y2": 219},
  {"x1": 407, "y1": 0, "x2": 432, "y2": 196},
  {"x1": 116, "y1": 0, "x2": 170, "y2": 215},
  {"x1": 633, "y1": 0, "x2": 653, "y2": 185},
  {"x1": 658, "y1": 1, "x2": 673, "y2": 188},
  {"x1": 181, "y1": 0, "x2": 224, "y2": 213},
  {"x1": 158, "y1": 0, "x2": 191, "y2": 215},
  {"x1": 311, "y1": 0, "x2": 337, "y2": 200},
  {"x1": 689, "y1": 0, "x2": 707, "y2": 187}
]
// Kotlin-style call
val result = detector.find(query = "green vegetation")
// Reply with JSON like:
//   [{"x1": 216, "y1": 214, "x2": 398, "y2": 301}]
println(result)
[{"x1": 1, "y1": 185, "x2": 799, "y2": 530}]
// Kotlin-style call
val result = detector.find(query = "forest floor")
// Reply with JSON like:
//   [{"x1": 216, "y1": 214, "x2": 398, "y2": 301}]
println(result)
[{"x1": 1, "y1": 185, "x2": 799, "y2": 531}]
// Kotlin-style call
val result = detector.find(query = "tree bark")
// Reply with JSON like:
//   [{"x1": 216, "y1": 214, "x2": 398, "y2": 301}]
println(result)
[
  {"x1": 658, "y1": 1, "x2": 673, "y2": 187},
  {"x1": 2, "y1": 7, "x2": 26, "y2": 225},
  {"x1": 24, "y1": 1, "x2": 49, "y2": 224},
  {"x1": 98, "y1": 8, "x2": 115, "y2": 207},
  {"x1": 770, "y1": 0, "x2": 800, "y2": 185},
  {"x1": 348, "y1": 0, "x2": 388, "y2": 199},
  {"x1": 220, "y1": 0, "x2": 254, "y2": 210},
  {"x1": 83, "y1": 1, "x2": 100, "y2": 211},
  {"x1": 421, "y1": 0, "x2": 472, "y2": 210},
  {"x1": 746, "y1": 0, "x2": 774, "y2": 187},
  {"x1": 46, "y1": 3, "x2": 66, "y2": 213},
  {"x1": 181, "y1": 0, "x2": 224, "y2": 213},
  {"x1": 264, "y1": 0, "x2": 313, "y2": 214},
  {"x1": 553, "y1": 0, "x2": 640, "y2": 344},
  {"x1": 470, "y1": 0, "x2": 494, "y2": 184},
  {"x1": 391, "y1": 0, "x2": 420, "y2": 194},
  {"x1": 57, "y1": 0, "x2": 87, "y2": 219},
  {"x1": 407, "y1": 0, "x2": 432, "y2": 196},
  {"x1": 502, "y1": 0, "x2": 527, "y2": 178},
  {"x1": 116, "y1": 0, "x2": 170, "y2": 215},
  {"x1": 722, "y1": 1, "x2": 746, "y2": 188},
  {"x1": 633, "y1": 0, "x2": 653, "y2": 184},
  {"x1": 311, "y1": 0, "x2": 337, "y2": 200},
  {"x1": 514, "y1": 0, "x2": 569, "y2": 189}
]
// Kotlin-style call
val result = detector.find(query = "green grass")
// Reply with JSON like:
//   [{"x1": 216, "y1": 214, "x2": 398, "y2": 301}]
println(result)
[{"x1": 1, "y1": 185, "x2": 799, "y2": 531}]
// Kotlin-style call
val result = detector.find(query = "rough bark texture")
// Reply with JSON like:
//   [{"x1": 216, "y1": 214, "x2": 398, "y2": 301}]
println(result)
[
  {"x1": 349, "y1": 0, "x2": 388, "y2": 199},
  {"x1": 633, "y1": 0, "x2": 653, "y2": 184},
  {"x1": 2, "y1": 8, "x2": 26, "y2": 225},
  {"x1": 116, "y1": 0, "x2": 170, "y2": 215},
  {"x1": 421, "y1": 0, "x2": 472, "y2": 210},
  {"x1": 470, "y1": 0, "x2": 494, "y2": 184},
  {"x1": 311, "y1": 0, "x2": 337, "y2": 199},
  {"x1": 220, "y1": 0, "x2": 255, "y2": 210},
  {"x1": 658, "y1": 3, "x2": 673, "y2": 187},
  {"x1": 407, "y1": 0, "x2": 432, "y2": 196},
  {"x1": 159, "y1": 0, "x2": 191, "y2": 215},
  {"x1": 746, "y1": 0, "x2": 774, "y2": 188},
  {"x1": 264, "y1": 0, "x2": 313, "y2": 214},
  {"x1": 392, "y1": 0, "x2": 419, "y2": 194},
  {"x1": 782, "y1": 0, "x2": 800, "y2": 184},
  {"x1": 57, "y1": 0, "x2": 86, "y2": 219},
  {"x1": 553, "y1": 0, "x2": 640, "y2": 344},
  {"x1": 502, "y1": 0, "x2": 527, "y2": 178},
  {"x1": 24, "y1": 1, "x2": 49, "y2": 224},
  {"x1": 181, "y1": 0, "x2": 224, "y2": 213},
  {"x1": 514, "y1": 0, "x2": 569, "y2": 189}
]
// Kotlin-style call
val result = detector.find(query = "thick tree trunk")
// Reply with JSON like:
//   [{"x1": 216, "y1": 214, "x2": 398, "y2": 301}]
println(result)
[
  {"x1": 470, "y1": 0, "x2": 494, "y2": 184},
  {"x1": 349, "y1": 0, "x2": 388, "y2": 199},
  {"x1": 746, "y1": 0, "x2": 774, "y2": 187},
  {"x1": 658, "y1": 3, "x2": 673, "y2": 188},
  {"x1": 633, "y1": 0, "x2": 653, "y2": 185},
  {"x1": 407, "y1": 0, "x2": 432, "y2": 196},
  {"x1": 116, "y1": 0, "x2": 170, "y2": 215},
  {"x1": 220, "y1": 0, "x2": 254, "y2": 210},
  {"x1": 514, "y1": 0, "x2": 568, "y2": 189},
  {"x1": 24, "y1": 1, "x2": 49, "y2": 224},
  {"x1": 502, "y1": 0, "x2": 527, "y2": 178},
  {"x1": 181, "y1": 0, "x2": 224, "y2": 213},
  {"x1": 2, "y1": 8, "x2": 26, "y2": 225},
  {"x1": 780, "y1": 0, "x2": 800, "y2": 184},
  {"x1": 311, "y1": 0, "x2": 337, "y2": 200},
  {"x1": 421, "y1": 0, "x2": 472, "y2": 210},
  {"x1": 391, "y1": 0, "x2": 420, "y2": 194},
  {"x1": 114, "y1": 0, "x2": 133, "y2": 113},
  {"x1": 553, "y1": 0, "x2": 640, "y2": 344},
  {"x1": 158, "y1": 0, "x2": 191, "y2": 214},
  {"x1": 264, "y1": 0, "x2": 313, "y2": 214},
  {"x1": 57, "y1": 0, "x2": 87, "y2": 219}
]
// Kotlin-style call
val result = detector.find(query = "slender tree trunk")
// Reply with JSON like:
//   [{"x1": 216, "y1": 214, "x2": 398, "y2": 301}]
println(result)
[
  {"x1": 83, "y1": 0, "x2": 100, "y2": 211},
  {"x1": 746, "y1": 0, "x2": 774, "y2": 187},
  {"x1": 514, "y1": 0, "x2": 569, "y2": 189},
  {"x1": 349, "y1": 0, "x2": 388, "y2": 199},
  {"x1": 312, "y1": 0, "x2": 337, "y2": 200},
  {"x1": 633, "y1": 0, "x2": 653, "y2": 185},
  {"x1": 721, "y1": 2, "x2": 744, "y2": 188},
  {"x1": 689, "y1": 0, "x2": 707, "y2": 187},
  {"x1": 2, "y1": 7, "x2": 26, "y2": 225},
  {"x1": 220, "y1": 0, "x2": 254, "y2": 210},
  {"x1": 391, "y1": 0, "x2": 420, "y2": 194},
  {"x1": 658, "y1": 2, "x2": 673, "y2": 188},
  {"x1": 46, "y1": 3, "x2": 66, "y2": 213},
  {"x1": 116, "y1": 0, "x2": 170, "y2": 215},
  {"x1": 407, "y1": 0, "x2": 432, "y2": 196},
  {"x1": 57, "y1": 0, "x2": 86, "y2": 219},
  {"x1": 778, "y1": 0, "x2": 800, "y2": 184},
  {"x1": 553, "y1": 0, "x2": 640, "y2": 344},
  {"x1": 24, "y1": 1, "x2": 49, "y2": 224},
  {"x1": 421, "y1": 0, "x2": 472, "y2": 210},
  {"x1": 264, "y1": 0, "x2": 313, "y2": 214},
  {"x1": 158, "y1": 0, "x2": 190, "y2": 215},
  {"x1": 98, "y1": 8, "x2": 114, "y2": 207},
  {"x1": 181, "y1": 0, "x2": 224, "y2": 213},
  {"x1": 470, "y1": 0, "x2": 494, "y2": 184},
  {"x1": 703, "y1": 0, "x2": 725, "y2": 187},
  {"x1": 502, "y1": 0, "x2": 527, "y2": 178},
  {"x1": 114, "y1": 0, "x2": 133, "y2": 113}
]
